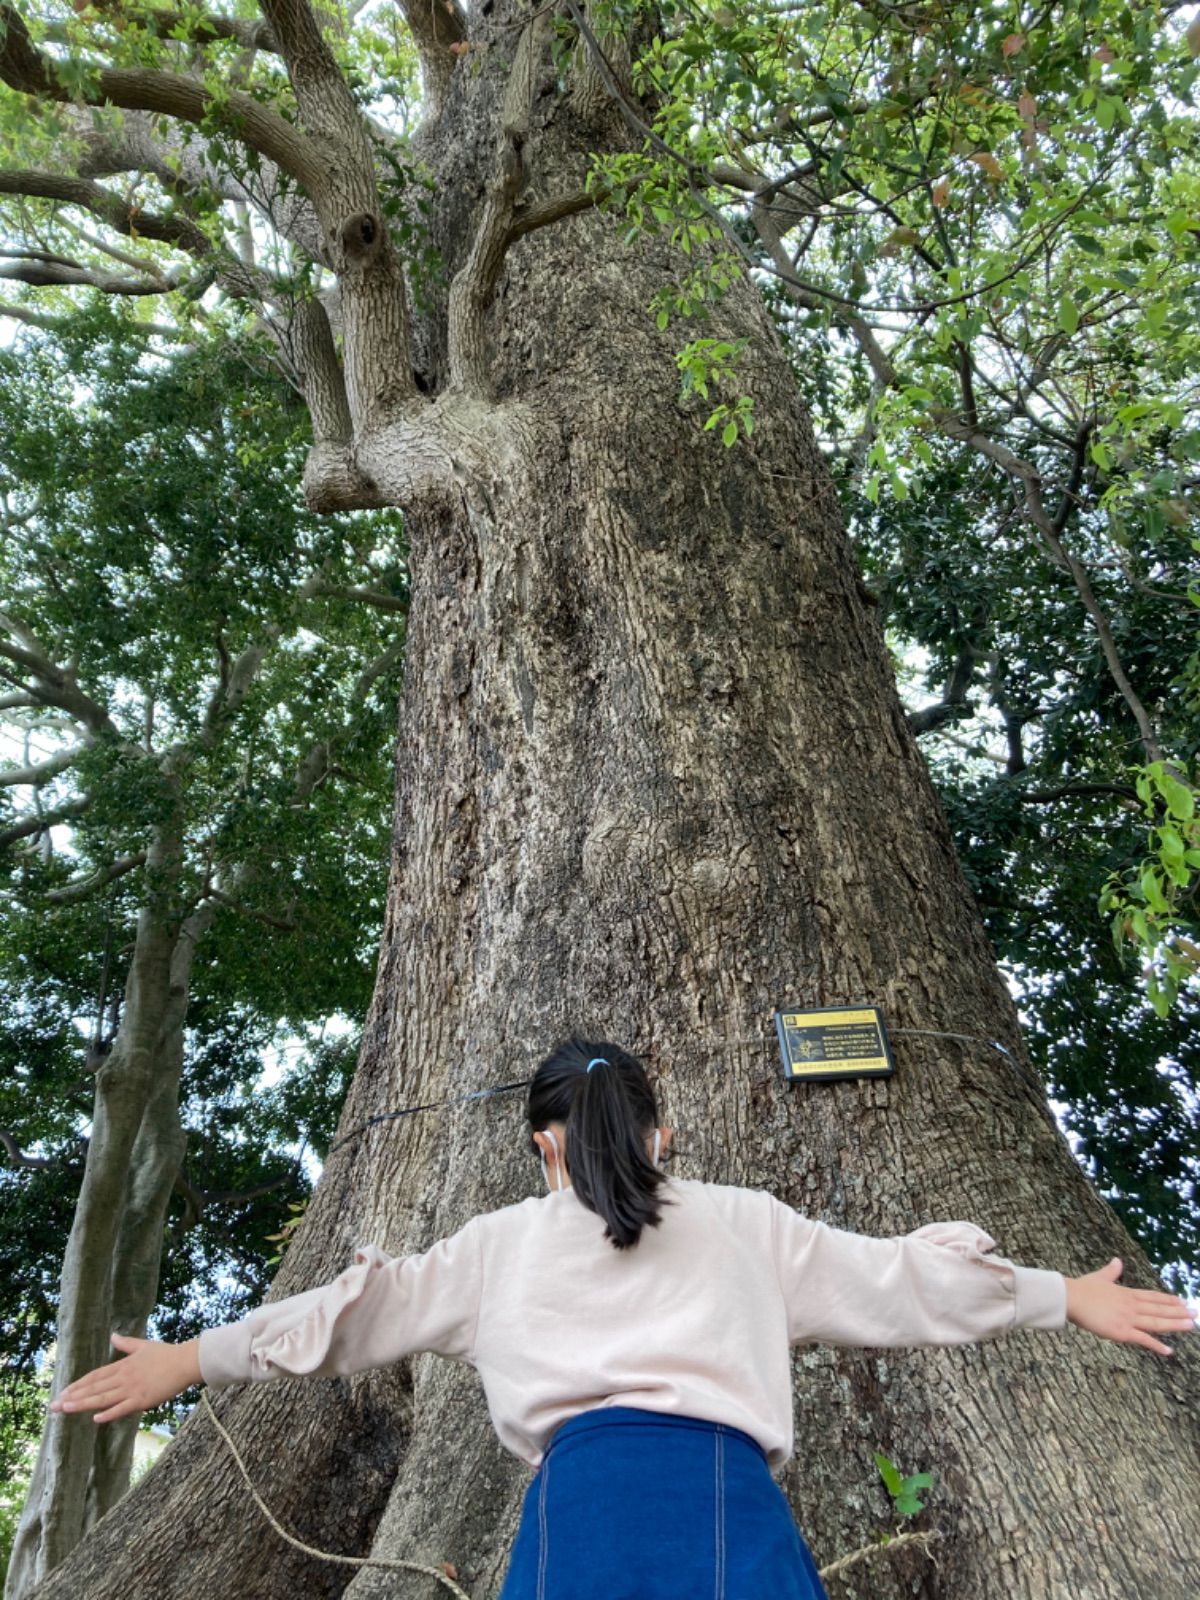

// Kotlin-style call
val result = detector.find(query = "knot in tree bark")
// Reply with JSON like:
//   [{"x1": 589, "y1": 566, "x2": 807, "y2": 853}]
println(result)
[{"x1": 337, "y1": 212, "x2": 383, "y2": 269}]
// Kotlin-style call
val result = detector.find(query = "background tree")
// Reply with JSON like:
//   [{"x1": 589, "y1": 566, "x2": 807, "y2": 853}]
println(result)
[
  {"x1": 0, "y1": 4, "x2": 1197, "y2": 1599},
  {"x1": 0, "y1": 306, "x2": 404, "y2": 1589}
]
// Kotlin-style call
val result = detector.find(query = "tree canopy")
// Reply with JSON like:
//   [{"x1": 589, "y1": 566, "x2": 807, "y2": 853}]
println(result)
[{"x1": 0, "y1": 304, "x2": 403, "y2": 1461}]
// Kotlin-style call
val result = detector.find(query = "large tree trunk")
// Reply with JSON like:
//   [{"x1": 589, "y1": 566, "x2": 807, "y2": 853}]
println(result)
[{"x1": 26, "y1": 18, "x2": 1200, "y2": 1600}]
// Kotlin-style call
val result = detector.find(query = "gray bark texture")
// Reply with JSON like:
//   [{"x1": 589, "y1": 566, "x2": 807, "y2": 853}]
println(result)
[
  {"x1": 7, "y1": 810, "x2": 204, "y2": 1599},
  {"x1": 15, "y1": 5, "x2": 1199, "y2": 1599}
]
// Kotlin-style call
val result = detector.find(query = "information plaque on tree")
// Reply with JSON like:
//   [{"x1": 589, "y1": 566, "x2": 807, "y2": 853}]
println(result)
[{"x1": 774, "y1": 1005, "x2": 895, "y2": 1083}]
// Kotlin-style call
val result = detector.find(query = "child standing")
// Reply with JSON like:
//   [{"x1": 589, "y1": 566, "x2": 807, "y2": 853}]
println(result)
[{"x1": 52, "y1": 1038, "x2": 1197, "y2": 1598}]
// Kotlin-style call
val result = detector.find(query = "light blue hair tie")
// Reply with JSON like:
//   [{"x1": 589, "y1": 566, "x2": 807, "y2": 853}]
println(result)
[{"x1": 586, "y1": 1057, "x2": 610, "y2": 1072}]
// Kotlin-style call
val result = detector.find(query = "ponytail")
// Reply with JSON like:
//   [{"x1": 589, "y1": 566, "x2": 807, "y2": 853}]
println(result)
[{"x1": 528, "y1": 1038, "x2": 670, "y2": 1250}]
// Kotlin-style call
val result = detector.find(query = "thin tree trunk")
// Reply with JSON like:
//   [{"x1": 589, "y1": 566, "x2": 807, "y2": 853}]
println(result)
[
  {"x1": 84, "y1": 905, "x2": 213, "y2": 1526},
  {"x1": 20, "y1": 16, "x2": 1200, "y2": 1600},
  {"x1": 5, "y1": 819, "x2": 197, "y2": 1598}
]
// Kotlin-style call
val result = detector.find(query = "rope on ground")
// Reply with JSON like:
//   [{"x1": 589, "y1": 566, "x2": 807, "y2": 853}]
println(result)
[
  {"x1": 200, "y1": 1387, "x2": 944, "y2": 1594},
  {"x1": 198, "y1": 1389, "x2": 471, "y2": 1598},
  {"x1": 818, "y1": 1527, "x2": 942, "y2": 1583}
]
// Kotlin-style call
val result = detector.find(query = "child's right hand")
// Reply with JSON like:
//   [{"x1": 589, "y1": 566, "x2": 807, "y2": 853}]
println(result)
[
  {"x1": 49, "y1": 1334, "x2": 203, "y2": 1423},
  {"x1": 1066, "y1": 1258, "x2": 1197, "y2": 1355}
]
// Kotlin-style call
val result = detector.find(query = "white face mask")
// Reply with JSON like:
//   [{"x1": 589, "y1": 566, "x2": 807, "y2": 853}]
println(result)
[
  {"x1": 539, "y1": 1128, "x2": 663, "y2": 1192},
  {"x1": 540, "y1": 1128, "x2": 564, "y2": 1194}
]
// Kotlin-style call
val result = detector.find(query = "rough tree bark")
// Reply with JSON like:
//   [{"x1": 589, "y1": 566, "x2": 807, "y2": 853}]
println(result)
[
  {"x1": 6, "y1": 3, "x2": 1197, "y2": 1598},
  {"x1": 6, "y1": 800, "x2": 201, "y2": 1596},
  {"x1": 2, "y1": 613, "x2": 379, "y2": 1595}
]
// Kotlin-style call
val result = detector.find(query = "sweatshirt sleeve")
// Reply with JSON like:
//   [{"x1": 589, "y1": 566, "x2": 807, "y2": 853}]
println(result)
[
  {"x1": 768, "y1": 1200, "x2": 1067, "y2": 1349},
  {"x1": 197, "y1": 1219, "x2": 484, "y2": 1389}
]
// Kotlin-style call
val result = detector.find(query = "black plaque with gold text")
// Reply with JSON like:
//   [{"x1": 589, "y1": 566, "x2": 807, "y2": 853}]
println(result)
[{"x1": 774, "y1": 1005, "x2": 895, "y2": 1083}]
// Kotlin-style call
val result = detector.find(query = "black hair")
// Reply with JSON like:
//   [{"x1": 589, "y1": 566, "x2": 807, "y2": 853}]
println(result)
[{"x1": 527, "y1": 1037, "x2": 672, "y2": 1250}]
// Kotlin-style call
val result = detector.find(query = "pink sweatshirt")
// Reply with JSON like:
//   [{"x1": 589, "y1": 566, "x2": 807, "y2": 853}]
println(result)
[{"x1": 197, "y1": 1176, "x2": 1067, "y2": 1474}]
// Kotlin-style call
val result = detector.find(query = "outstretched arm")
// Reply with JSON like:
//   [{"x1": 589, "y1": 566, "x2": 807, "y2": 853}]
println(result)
[
  {"x1": 50, "y1": 1221, "x2": 485, "y2": 1424},
  {"x1": 769, "y1": 1199, "x2": 1196, "y2": 1354}
]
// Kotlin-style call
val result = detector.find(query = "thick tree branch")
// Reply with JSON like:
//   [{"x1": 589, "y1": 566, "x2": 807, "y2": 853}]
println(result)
[
  {"x1": 172, "y1": 1165, "x2": 294, "y2": 1231},
  {"x1": 0, "y1": 610, "x2": 120, "y2": 738},
  {"x1": 350, "y1": 635, "x2": 404, "y2": 702},
  {"x1": 254, "y1": 2, "x2": 417, "y2": 421},
  {"x1": 257, "y1": 0, "x2": 365, "y2": 147},
  {"x1": 0, "y1": 253, "x2": 182, "y2": 295},
  {"x1": 907, "y1": 637, "x2": 979, "y2": 735},
  {"x1": 0, "y1": 798, "x2": 90, "y2": 849},
  {"x1": 395, "y1": 0, "x2": 466, "y2": 117},
  {"x1": 0, "y1": 745, "x2": 86, "y2": 787},
  {"x1": 448, "y1": 7, "x2": 552, "y2": 396},
  {"x1": 43, "y1": 851, "x2": 147, "y2": 905},
  {"x1": 44, "y1": 4, "x2": 280, "y2": 53},
  {"x1": 63, "y1": 114, "x2": 327, "y2": 268},
  {"x1": 0, "y1": 168, "x2": 212, "y2": 256},
  {"x1": 0, "y1": 297, "x2": 69, "y2": 331},
  {"x1": 285, "y1": 294, "x2": 354, "y2": 455},
  {"x1": 1053, "y1": 420, "x2": 1094, "y2": 536},
  {"x1": 505, "y1": 188, "x2": 595, "y2": 246},
  {"x1": 0, "y1": 4, "x2": 324, "y2": 192},
  {"x1": 0, "y1": 165, "x2": 303, "y2": 329},
  {"x1": 308, "y1": 582, "x2": 407, "y2": 613},
  {"x1": 200, "y1": 631, "x2": 278, "y2": 742}
]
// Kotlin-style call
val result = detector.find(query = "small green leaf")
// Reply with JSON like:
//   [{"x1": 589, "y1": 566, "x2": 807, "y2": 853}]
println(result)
[
  {"x1": 722, "y1": 420, "x2": 739, "y2": 447},
  {"x1": 1141, "y1": 869, "x2": 1169, "y2": 913},
  {"x1": 874, "y1": 1452, "x2": 903, "y2": 1496},
  {"x1": 1160, "y1": 829, "x2": 1186, "y2": 866},
  {"x1": 1058, "y1": 297, "x2": 1080, "y2": 335},
  {"x1": 1154, "y1": 772, "x2": 1195, "y2": 822}
]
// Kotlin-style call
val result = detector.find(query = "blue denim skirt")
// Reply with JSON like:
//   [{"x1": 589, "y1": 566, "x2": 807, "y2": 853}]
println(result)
[{"x1": 498, "y1": 1407, "x2": 828, "y2": 1600}]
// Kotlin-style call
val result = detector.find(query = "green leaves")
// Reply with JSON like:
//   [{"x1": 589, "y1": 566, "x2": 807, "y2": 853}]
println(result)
[
  {"x1": 874, "y1": 1452, "x2": 933, "y2": 1518},
  {"x1": 0, "y1": 307, "x2": 404, "y2": 1433},
  {"x1": 1103, "y1": 761, "x2": 1200, "y2": 1017},
  {"x1": 675, "y1": 338, "x2": 755, "y2": 447}
]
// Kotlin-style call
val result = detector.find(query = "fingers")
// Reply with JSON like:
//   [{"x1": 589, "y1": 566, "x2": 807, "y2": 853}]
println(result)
[
  {"x1": 51, "y1": 1347, "x2": 142, "y2": 1413},
  {"x1": 51, "y1": 1363, "x2": 125, "y2": 1411},
  {"x1": 1132, "y1": 1286, "x2": 1196, "y2": 1312},
  {"x1": 92, "y1": 1396, "x2": 142, "y2": 1424},
  {"x1": 1132, "y1": 1312, "x2": 1196, "y2": 1337},
  {"x1": 1125, "y1": 1328, "x2": 1175, "y2": 1357},
  {"x1": 54, "y1": 1382, "x2": 130, "y2": 1416}
]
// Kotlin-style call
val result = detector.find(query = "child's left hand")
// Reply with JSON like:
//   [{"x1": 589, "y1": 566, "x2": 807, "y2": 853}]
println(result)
[{"x1": 1066, "y1": 1259, "x2": 1197, "y2": 1355}]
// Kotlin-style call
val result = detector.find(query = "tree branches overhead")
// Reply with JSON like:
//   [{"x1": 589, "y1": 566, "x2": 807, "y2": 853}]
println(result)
[{"x1": 0, "y1": 1, "x2": 607, "y2": 510}]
